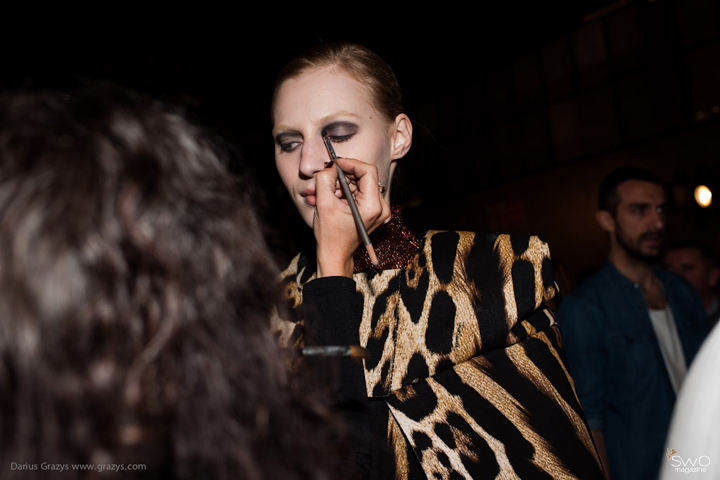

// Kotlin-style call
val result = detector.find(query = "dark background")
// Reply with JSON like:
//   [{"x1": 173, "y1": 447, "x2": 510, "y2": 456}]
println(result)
[{"x1": 4, "y1": 0, "x2": 719, "y2": 294}]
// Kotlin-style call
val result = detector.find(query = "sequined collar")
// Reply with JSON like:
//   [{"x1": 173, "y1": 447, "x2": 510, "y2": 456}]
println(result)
[{"x1": 352, "y1": 206, "x2": 420, "y2": 273}]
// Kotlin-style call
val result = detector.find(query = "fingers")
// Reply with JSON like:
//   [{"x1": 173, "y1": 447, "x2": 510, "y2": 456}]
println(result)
[
  {"x1": 344, "y1": 164, "x2": 390, "y2": 231},
  {"x1": 334, "y1": 157, "x2": 381, "y2": 202},
  {"x1": 334, "y1": 178, "x2": 357, "y2": 197},
  {"x1": 315, "y1": 167, "x2": 341, "y2": 210},
  {"x1": 317, "y1": 157, "x2": 391, "y2": 230},
  {"x1": 333, "y1": 157, "x2": 377, "y2": 184}
]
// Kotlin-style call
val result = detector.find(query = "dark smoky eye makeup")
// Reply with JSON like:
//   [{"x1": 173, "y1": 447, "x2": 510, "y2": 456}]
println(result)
[
  {"x1": 274, "y1": 131, "x2": 301, "y2": 145},
  {"x1": 323, "y1": 121, "x2": 358, "y2": 141},
  {"x1": 274, "y1": 131, "x2": 303, "y2": 152}
]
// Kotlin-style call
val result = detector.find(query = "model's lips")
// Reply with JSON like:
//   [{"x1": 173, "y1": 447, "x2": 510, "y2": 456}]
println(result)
[{"x1": 301, "y1": 189, "x2": 316, "y2": 206}]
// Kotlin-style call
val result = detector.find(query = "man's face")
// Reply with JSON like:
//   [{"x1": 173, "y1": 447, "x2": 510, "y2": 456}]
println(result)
[
  {"x1": 664, "y1": 247, "x2": 715, "y2": 296},
  {"x1": 612, "y1": 180, "x2": 667, "y2": 262}
]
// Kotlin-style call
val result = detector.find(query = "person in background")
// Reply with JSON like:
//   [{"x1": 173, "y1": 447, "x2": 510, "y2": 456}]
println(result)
[
  {"x1": 0, "y1": 85, "x2": 338, "y2": 480},
  {"x1": 663, "y1": 240, "x2": 720, "y2": 325},
  {"x1": 558, "y1": 166, "x2": 712, "y2": 480}
]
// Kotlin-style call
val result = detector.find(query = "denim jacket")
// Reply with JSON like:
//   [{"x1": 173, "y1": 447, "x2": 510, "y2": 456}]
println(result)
[{"x1": 557, "y1": 260, "x2": 711, "y2": 480}]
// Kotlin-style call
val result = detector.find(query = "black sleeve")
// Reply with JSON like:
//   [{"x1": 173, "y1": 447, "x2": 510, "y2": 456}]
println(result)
[{"x1": 303, "y1": 276, "x2": 371, "y2": 479}]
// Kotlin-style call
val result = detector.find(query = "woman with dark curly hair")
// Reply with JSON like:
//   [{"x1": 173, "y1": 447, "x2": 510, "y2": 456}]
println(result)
[{"x1": 0, "y1": 85, "x2": 338, "y2": 480}]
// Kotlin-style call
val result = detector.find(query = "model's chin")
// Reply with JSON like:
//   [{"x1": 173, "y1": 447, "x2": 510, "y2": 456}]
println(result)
[{"x1": 293, "y1": 202, "x2": 314, "y2": 228}]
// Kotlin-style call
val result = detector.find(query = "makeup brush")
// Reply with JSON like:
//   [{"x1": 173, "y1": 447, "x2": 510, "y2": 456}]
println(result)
[
  {"x1": 322, "y1": 134, "x2": 379, "y2": 268},
  {"x1": 301, "y1": 345, "x2": 370, "y2": 359}
]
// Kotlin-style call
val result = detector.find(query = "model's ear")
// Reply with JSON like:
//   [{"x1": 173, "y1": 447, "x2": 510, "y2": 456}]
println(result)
[
  {"x1": 390, "y1": 113, "x2": 412, "y2": 160},
  {"x1": 596, "y1": 210, "x2": 615, "y2": 233}
]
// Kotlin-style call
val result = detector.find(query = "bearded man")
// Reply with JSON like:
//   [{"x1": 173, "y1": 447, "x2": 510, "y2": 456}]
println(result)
[{"x1": 557, "y1": 167, "x2": 712, "y2": 480}]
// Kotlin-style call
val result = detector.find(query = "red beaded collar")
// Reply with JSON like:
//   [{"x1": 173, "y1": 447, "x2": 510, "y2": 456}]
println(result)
[{"x1": 352, "y1": 206, "x2": 420, "y2": 273}]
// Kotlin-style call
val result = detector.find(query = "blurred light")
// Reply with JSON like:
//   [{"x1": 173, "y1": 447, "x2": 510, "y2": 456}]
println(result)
[{"x1": 694, "y1": 185, "x2": 712, "y2": 207}]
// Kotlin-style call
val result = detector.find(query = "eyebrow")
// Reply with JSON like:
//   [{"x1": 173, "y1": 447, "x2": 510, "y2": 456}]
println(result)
[
  {"x1": 319, "y1": 111, "x2": 361, "y2": 125},
  {"x1": 272, "y1": 111, "x2": 362, "y2": 137},
  {"x1": 271, "y1": 125, "x2": 300, "y2": 139}
]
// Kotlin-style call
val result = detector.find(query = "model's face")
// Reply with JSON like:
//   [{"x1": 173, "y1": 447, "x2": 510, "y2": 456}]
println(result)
[
  {"x1": 612, "y1": 180, "x2": 667, "y2": 262},
  {"x1": 272, "y1": 67, "x2": 396, "y2": 227},
  {"x1": 664, "y1": 248, "x2": 713, "y2": 295}
]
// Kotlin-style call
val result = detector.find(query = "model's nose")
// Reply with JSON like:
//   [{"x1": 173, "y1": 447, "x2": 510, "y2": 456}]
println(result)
[{"x1": 299, "y1": 138, "x2": 328, "y2": 179}]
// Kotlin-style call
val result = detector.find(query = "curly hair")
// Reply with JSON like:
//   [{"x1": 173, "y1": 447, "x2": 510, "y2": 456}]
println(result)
[{"x1": 0, "y1": 85, "x2": 338, "y2": 479}]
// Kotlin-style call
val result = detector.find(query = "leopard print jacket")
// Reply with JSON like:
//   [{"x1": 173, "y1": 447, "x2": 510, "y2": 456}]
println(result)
[{"x1": 273, "y1": 231, "x2": 604, "y2": 479}]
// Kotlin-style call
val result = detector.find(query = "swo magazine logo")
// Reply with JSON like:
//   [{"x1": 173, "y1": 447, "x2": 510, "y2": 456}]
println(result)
[{"x1": 667, "y1": 448, "x2": 712, "y2": 474}]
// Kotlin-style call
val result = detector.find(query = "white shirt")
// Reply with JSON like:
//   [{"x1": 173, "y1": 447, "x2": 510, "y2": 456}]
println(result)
[{"x1": 648, "y1": 307, "x2": 687, "y2": 394}]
